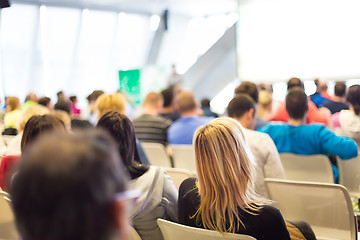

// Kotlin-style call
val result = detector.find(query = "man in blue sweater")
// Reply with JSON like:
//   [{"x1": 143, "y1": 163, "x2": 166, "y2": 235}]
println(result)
[{"x1": 258, "y1": 87, "x2": 358, "y2": 182}]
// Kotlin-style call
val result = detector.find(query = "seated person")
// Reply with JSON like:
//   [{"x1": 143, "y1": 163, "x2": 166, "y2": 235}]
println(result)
[
  {"x1": 3, "y1": 96, "x2": 22, "y2": 136},
  {"x1": 179, "y1": 118, "x2": 291, "y2": 240},
  {"x1": 97, "y1": 111, "x2": 178, "y2": 240},
  {"x1": 227, "y1": 94, "x2": 285, "y2": 198},
  {"x1": 332, "y1": 84, "x2": 360, "y2": 145},
  {"x1": 259, "y1": 88, "x2": 358, "y2": 182},
  {"x1": 0, "y1": 114, "x2": 65, "y2": 191},
  {"x1": 168, "y1": 91, "x2": 212, "y2": 144},
  {"x1": 11, "y1": 130, "x2": 130, "y2": 240},
  {"x1": 270, "y1": 78, "x2": 330, "y2": 125},
  {"x1": 322, "y1": 81, "x2": 349, "y2": 114},
  {"x1": 133, "y1": 92, "x2": 172, "y2": 146}
]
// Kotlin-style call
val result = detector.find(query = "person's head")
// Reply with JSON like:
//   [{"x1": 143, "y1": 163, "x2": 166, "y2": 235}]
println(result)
[
  {"x1": 71, "y1": 119, "x2": 93, "y2": 130},
  {"x1": 259, "y1": 90, "x2": 272, "y2": 109},
  {"x1": 18, "y1": 105, "x2": 50, "y2": 132},
  {"x1": 87, "y1": 90, "x2": 104, "y2": 103},
  {"x1": 25, "y1": 93, "x2": 38, "y2": 102},
  {"x1": 287, "y1": 77, "x2": 304, "y2": 90},
  {"x1": 70, "y1": 96, "x2": 78, "y2": 104},
  {"x1": 175, "y1": 91, "x2": 197, "y2": 114},
  {"x1": 96, "y1": 111, "x2": 149, "y2": 179},
  {"x1": 6, "y1": 96, "x2": 20, "y2": 112},
  {"x1": 38, "y1": 97, "x2": 52, "y2": 110},
  {"x1": 143, "y1": 92, "x2": 163, "y2": 114},
  {"x1": 193, "y1": 117, "x2": 260, "y2": 233},
  {"x1": 161, "y1": 86, "x2": 175, "y2": 108},
  {"x1": 200, "y1": 98, "x2": 211, "y2": 108},
  {"x1": 334, "y1": 81, "x2": 347, "y2": 98},
  {"x1": 49, "y1": 110, "x2": 72, "y2": 132},
  {"x1": 286, "y1": 87, "x2": 308, "y2": 120},
  {"x1": 227, "y1": 94, "x2": 256, "y2": 129},
  {"x1": 234, "y1": 81, "x2": 259, "y2": 103},
  {"x1": 54, "y1": 100, "x2": 71, "y2": 114},
  {"x1": 57, "y1": 91, "x2": 65, "y2": 101},
  {"x1": 12, "y1": 130, "x2": 130, "y2": 240},
  {"x1": 346, "y1": 85, "x2": 360, "y2": 116},
  {"x1": 96, "y1": 93, "x2": 126, "y2": 119},
  {"x1": 21, "y1": 114, "x2": 66, "y2": 153}
]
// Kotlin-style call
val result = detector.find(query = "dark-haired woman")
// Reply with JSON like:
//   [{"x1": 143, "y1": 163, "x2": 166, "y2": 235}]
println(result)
[{"x1": 96, "y1": 111, "x2": 177, "y2": 240}]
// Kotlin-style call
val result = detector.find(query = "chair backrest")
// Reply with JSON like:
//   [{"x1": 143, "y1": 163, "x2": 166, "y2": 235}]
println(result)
[
  {"x1": 279, "y1": 153, "x2": 334, "y2": 183},
  {"x1": 164, "y1": 168, "x2": 196, "y2": 190},
  {"x1": 337, "y1": 155, "x2": 360, "y2": 197},
  {"x1": 265, "y1": 178, "x2": 357, "y2": 240},
  {"x1": 141, "y1": 142, "x2": 172, "y2": 168},
  {"x1": 171, "y1": 145, "x2": 196, "y2": 172},
  {"x1": 130, "y1": 226, "x2": 142, "y2": 240},
  {"x1": 0, "y1": 191, "x2": 18, "y2": 240},
  {"x1": 157, "y1": 219, "x2": 256, "y2": 240}
]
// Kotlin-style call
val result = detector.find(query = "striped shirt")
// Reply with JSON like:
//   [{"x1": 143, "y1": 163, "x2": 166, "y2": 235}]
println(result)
[{"x1": 133, "y1": 114, "x2": 172, "y2": 145}]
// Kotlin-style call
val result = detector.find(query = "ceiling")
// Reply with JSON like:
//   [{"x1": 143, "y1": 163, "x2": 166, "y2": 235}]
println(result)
[{"x1": 12, "y1": 0, "x2": 238, "y2": 17}]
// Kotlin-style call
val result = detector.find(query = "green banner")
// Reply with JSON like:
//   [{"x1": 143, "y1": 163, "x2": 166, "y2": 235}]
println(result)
[{"x1": 119, "y1": 69, "x2": 141, "y2": 105}]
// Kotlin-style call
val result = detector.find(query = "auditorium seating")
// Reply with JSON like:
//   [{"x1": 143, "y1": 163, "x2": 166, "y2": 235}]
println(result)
[
  {"x1": 265, "y1": 178, "x2": 357, "y2": 240},
  {"x1": 171, "y1": 145, "x2": 196, "y2": 172},
  {"x1": 337, "y1": 155, "x2": 360, "y2": 197},
  {"x1": 157, "y1": 219, "x2": 256, "y2": 240}
]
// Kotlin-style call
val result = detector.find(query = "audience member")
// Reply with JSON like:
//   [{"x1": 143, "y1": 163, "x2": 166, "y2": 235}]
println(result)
[
  {"x1": 322, "y1": 81, "x2": 349, "y2": 114},
  {"x1": 21, "y1": 93, "x2": 38, "y2": 111},
  {"x1": 168, "y1": 91, "x2": 212, "y2": 144},
  {"x1": 3, "y1": 97, "x2": 22, "y2": 135},
  {"x1": 234, "y1": 81, "x2": 268, "y2": 129},
  {"x1": 1, "y1": 114, "x2": 65, "y2": 191},
  {"x1": 227, "y1": 94, "x2": 285, "y2": 198},
  {"x1": 257, "y1": 90, "x2": 273, "y2": 121},
  {"x1": 332, "y1": 84, "x2": 360, "y2": 144},
  {"x1": 310, "y1": 79, "x2": 332, "y2": 108},
  {"x1": 178, "y1": 118, "x2": 291, "y2": 239},
  {"x1": 71, "y1": 119, "x2": 93, "y2": 130},
  {"x1": 82, "y1": 90, "x2": 104, "y2": 124},
  {"x1": 49, "y1": 110, "x2": 72, "y2": 132},
  {"x1": 70, "y1": 95, "x2": 81, "y2": 119},
  {"x1": 37, "y1": 97, "x2": 52, "y2": 110},
  {"x1": 54, "y1": 100, "x2": 71, "y2": 115},
  {"x1": 200, "y1": 98, "x2": 218, "y2": 118},
  {"x1": 259, "y1": 88, "x2": 358, "y2": 182},
  {"x1": 160, "y1": 86, "x2": 181, "y2": 122},
  {"x1": 133, "y1": 92, "x2": 172, "y2": 146},
  {"x1": 5, "y1": 105, "x2": 49, "y2": 156},
  {"x1": 97, "y1": 111, "x2": 178, "y2": 240},
  {"x1": 96, "y1": 93, "x2": 127, "y2": 119},
  {"x1": 270, "y1": 77, "x2": 330, "y2": 125},
  {"x1": 95, "y1": 93, "x2": 149, "y2": 165},
  {"x1": 11, "y1": 130, "x2": 130, "y2": 240}
]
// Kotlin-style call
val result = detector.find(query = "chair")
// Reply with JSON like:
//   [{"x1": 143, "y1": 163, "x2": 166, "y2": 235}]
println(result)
[
  {"x1": 337, "y1": 155, "x2": 360, "y2": 197},
  {"x1": 164, "y1": 168, "x2": 196, "y2": 190},
  {"x1": 279, "y1": 153, "x2": 334, "y2": 183},
  {"x1": 265, "y1": 178, "x2": 357, "y2": 240},
  {"x1": 0, "y1": 191, "x2": 18, "y2": 240},
  {"x1": 141, "y1": 142, "x2": 172, "y2": 168},
  {"x1": 157, "y1": 219, "x2": 256, "y2": 240},
  {"x1": 130, "y1": 226, "x2": 142, "y2": 240},
  {"x1": 171, "y1": 145, "x2": 196, "y2": 172}
]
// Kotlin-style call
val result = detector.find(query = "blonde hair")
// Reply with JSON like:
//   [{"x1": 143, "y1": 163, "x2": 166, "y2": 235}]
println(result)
[
  {"x1": 257, "y1": 90, "x2": 272, "y2": 120},
  {"x1": 96, "y1": 93, "x2": 126, "y2": 119},
  {"x1": 6, "y1": 97, "x2": 20, "y2": 112},
  {"x1": 193, "y1": 117, "x2": 261, "y2": 233},
  {"x1": 50, "y1": 110, "x2": 72, "y2": 131},
  {"x1": 18, "y1": 105, "x2": 49, "y2": 131}
]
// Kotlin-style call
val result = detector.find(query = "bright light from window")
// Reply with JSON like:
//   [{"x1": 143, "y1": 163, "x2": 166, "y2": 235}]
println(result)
[{"x1": 150, "y1": 14, "x2": 160, "y2": 31}]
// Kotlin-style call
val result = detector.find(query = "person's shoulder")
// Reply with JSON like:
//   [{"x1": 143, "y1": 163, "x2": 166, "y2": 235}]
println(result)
[{"x1": 179, "y1": 178, "x2": 197, "y2": 196}]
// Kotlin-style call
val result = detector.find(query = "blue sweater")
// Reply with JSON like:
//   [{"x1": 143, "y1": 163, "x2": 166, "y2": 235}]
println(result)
[
  {"x1": 258, "y1": 123, "x2": 358, "y2": 160},
  {"x1": 258, "y1": 123, "x2": 358, "y2": 182}
]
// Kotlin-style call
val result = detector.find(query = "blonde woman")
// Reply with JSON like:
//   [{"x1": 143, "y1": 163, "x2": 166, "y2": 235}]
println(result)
[{"x1": 178, "y1": 118, "x2": 291, "y2": 239}]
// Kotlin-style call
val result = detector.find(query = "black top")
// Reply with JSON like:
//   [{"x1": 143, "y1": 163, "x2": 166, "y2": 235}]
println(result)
[
  {"x1": 322, "y1": 101, "x2": 349, "y2": 114},
  {"x1": 178, "y1": 178, "x2": 291, "y2": 240}
]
